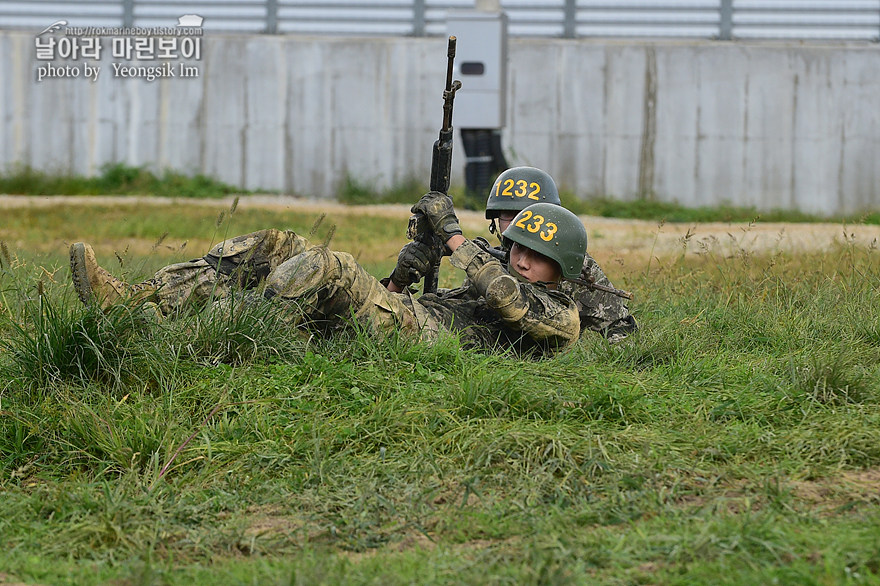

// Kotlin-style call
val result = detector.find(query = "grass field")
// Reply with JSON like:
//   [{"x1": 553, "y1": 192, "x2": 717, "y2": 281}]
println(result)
[{"x1": 1, "y1": 199, "x2": 879, "y2": 585}]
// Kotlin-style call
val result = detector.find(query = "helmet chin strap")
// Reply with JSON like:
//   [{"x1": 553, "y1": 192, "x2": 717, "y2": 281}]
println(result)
[{"x1": 489, "y1": 219, "x2": 506, "y2": 244}]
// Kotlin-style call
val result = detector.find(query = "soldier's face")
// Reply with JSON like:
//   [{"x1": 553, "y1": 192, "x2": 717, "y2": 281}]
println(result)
[
  {"x1": 495, "y1": 211, "x2": 517, "y2": 233},
  {"x1": 509, "y1": 242, "x2": 562, "y2": 287}
]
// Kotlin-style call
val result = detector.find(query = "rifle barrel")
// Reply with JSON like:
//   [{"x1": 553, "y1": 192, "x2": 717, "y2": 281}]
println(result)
[
  {"x1": 571, "y1": 278, "x2": 633, "y2": 300},
  {"x1": 446, "y1": 36, "x2": 456, "y2": 90},
  {"x1": 442, "y1": 36, "x2": 457, "y2": 132}
]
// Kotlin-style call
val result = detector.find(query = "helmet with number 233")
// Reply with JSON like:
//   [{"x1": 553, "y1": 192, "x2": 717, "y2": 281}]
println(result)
[{"x1": 501, "y1": 202, "x2": 587, "y2": 280}]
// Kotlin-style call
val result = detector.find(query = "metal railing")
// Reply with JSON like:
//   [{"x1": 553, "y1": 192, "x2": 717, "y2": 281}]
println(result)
[{"x1": 2, "y1": 0, "x2": 878, "y2": 40}]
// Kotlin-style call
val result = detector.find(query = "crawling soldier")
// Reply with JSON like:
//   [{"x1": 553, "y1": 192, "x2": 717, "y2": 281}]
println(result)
[
  {"x1": 388, "y1": 166, "x2": 637, "y2": 342},
  {"x1": 71, "y1": 192, "x2": 587, "y2": 355}
]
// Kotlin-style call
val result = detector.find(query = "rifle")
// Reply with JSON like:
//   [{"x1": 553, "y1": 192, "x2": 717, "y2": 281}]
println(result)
[
  {"x1": 407, "y1": 36, "x2": 461, "y2": 294},
  {"x1": 570, "y1": 267, "x2": 634, "y2": 300}
]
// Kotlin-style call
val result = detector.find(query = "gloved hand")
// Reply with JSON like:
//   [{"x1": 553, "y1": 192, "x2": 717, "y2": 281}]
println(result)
[
  {"x1": 389, "y1": 240, "x2": 443, "y2": 288},
  {"x1": 411, "y1": 191, "x2": 463, "y2": 242}
]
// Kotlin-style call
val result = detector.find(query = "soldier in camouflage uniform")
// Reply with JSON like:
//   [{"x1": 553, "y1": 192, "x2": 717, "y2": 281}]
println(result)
[
  {"x1": 389, "y1": 166, "x2": 637, "y2": 343},
  {"x1": 70, "y1": 193, "x2": 586, "y2": 355}
]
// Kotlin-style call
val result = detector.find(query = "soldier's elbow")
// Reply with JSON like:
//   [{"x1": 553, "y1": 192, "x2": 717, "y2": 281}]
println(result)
[{"x1": 485, "y1": 275, "x2": 528, "y2": 321}]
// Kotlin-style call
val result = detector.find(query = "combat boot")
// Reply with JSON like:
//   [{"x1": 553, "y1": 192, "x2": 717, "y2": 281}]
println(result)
[{"x1": 69, "y1": 242, "x2": 156, "y2": 310}]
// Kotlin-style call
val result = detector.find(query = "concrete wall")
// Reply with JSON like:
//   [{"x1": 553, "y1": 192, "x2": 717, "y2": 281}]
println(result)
[{"x1": 1, "y1": 31, "x2": 878, "y2": 214}]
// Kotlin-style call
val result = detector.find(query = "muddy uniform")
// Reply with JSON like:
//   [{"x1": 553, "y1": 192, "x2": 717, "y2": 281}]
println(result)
[
  {"x1": 475, "y1": 241, "x2": 636, "y2": 343},
  {"x1": 264, "y1": 238, "x2": 580, "y2": 355},
  {"x1": 135, "y1": 228, "x2": 579, "y2": 354},
  {"x1": 559, "y1": 254, "x2": 637, "y2": 343},
  {"x1": 480, "y1": 167, "x2": 637, "y2": 343},
  {"x1": 141, "y1": 229, "x2": 309, "y2": 315},
  {"x1": 143, "y1": 228, "x2": 628, "y2": 346}
]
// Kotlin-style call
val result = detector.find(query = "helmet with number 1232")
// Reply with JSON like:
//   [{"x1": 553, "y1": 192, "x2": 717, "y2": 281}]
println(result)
[{"x1": 485, "y1": 166, "x2": 561, "y2": 219}]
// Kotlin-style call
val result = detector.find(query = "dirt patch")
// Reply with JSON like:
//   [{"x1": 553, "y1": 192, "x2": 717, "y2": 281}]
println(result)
[
  {"x1": 673, "y1": 467, "x2": 880, "y2": 516},
  {"x1": 242, "y1": 504, "x2": 306, "y2": 538},
  {"x1": 0, "y1": 573, "x2": 43, "y2": 586},
  {"x1": 2, "y1": 194, "x2": 877, "y2": 265},
  {"x1": 342, "y1": 529, "x2": 438, "y2": 563},
  {"x1": 790, "y1": 467, "x2": 880, "y2": 511}
]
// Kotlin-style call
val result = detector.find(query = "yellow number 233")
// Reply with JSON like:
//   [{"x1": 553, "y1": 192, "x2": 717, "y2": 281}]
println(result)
[{"x1": 514, "y1": 210, "x2": 558, "y2": 242}]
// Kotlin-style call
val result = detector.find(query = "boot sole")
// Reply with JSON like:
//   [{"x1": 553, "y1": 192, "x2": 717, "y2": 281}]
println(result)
[{"x1": 69, "y1": 243, "x2": 95, "y2": 305}]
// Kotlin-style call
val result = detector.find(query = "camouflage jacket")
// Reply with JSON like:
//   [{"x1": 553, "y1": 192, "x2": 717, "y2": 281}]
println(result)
[
  {"x1": 558, "y1": 253, "x2": 638, "y2": 342},
  {"x1": 415, "y1": 239, "x2": 580, "y2": 356}
]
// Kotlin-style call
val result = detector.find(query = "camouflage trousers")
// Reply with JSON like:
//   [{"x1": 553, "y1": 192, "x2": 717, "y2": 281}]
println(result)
[
  {"x1": 145, "y1": 228, "x2": 309, "y2": 315},
  {"x1": 263, "y1": 246, "x2": 441, "y2": 341},
  {"x1": 145, "y1": 228, "x2": 440, "y2": 341}
]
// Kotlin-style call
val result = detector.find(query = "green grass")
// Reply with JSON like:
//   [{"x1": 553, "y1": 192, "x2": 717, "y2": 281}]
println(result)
[
  {"x1": 1, "y1": 204, "x2": 880, "y2": 584},
  {"x1": 337, "y1": 175, "x2": 429, "y2": 206},
  {"x1": 561, "y1": 194, "x2": 880, "y2": 225},
  {"x1": 0, "y1": 163, "x2": 244, "y2": 199}
]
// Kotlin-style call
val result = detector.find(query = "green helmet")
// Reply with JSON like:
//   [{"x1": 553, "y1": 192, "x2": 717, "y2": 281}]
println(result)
[
  {"x1": 486, "y1": 166, "x2": 561, "y2": 219},
  {"x1": 501, "y1": 203, "x2": 587, "y2": 280}
]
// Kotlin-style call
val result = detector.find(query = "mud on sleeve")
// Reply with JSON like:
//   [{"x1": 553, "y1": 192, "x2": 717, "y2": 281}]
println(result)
[{"x1": 450, "y1": 239, "x2": 581, "y2": 348}]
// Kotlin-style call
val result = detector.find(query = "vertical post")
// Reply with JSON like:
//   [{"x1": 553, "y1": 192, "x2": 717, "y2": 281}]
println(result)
[
  {"x1": 563, "y1": 0, "x2": 576, "y2": 38},
  {"x1": 266, "y1": 0, "x2": 278, "y2": 33},
  {"x1": 122, "y1": 0, "x2": 134, "y2": 27},
  {"x1": 719, "y1": 0, "x2": 733, "y2": 40},
  {"x1": 413, "y1": 0, "x2": 426, "y2": 36}
]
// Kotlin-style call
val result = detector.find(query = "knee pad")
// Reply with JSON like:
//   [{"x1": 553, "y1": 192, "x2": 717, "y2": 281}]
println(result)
[
  {"x1": 263, "y1": 247, "x2": 338, "y2": 300},
  {"x1": 203, "y1": 230, "x2": 279, "y2": 288}
]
